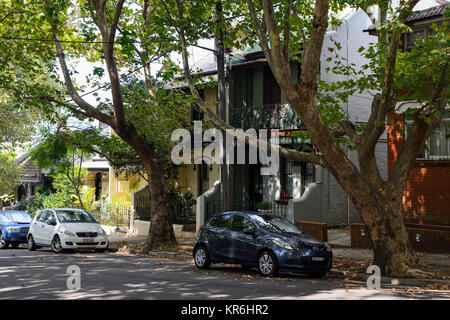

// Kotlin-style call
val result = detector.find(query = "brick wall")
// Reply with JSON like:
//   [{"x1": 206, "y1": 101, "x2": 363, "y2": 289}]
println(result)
[
  {"x1": 295, "y1": 221, "x2": 328, "y2": 242},
  {"x1": 387, "y1": 111, "x2": 450, "y2": 226}
]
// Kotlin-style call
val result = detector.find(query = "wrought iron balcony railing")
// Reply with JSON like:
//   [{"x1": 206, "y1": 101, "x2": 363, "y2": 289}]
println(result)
[{"x1": 230, "y1": 103, "x2": 304, "y2": 130}]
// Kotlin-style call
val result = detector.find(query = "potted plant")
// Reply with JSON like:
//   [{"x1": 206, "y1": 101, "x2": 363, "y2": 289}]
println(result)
[{"x1": 256, "y1": 202, "x2": 272, "y2": 214}]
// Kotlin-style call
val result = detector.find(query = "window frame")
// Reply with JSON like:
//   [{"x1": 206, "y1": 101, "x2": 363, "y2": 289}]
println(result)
[
  {"x1": 406, "y1": 110, "x2": 450, "y2": 160},
  {"x1": 230, "y1": 214, "x2": 256, "y2": 233},
  {"x1": 208, "y1": 214, "x2": 232, "y2": 230}
]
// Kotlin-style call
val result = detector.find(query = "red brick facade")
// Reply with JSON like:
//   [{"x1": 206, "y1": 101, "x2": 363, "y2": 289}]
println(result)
[{"x1": 387, "y1": 111, "x2": 450, "y2": 226}]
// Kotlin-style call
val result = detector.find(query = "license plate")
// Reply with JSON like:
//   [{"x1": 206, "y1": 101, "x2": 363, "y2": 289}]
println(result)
[
  {"x1": 83, "y1": 238, "x2": 94, "y2": 243},
  {"x1": 312, "y1": 257, "x2": 325, "y2": 261}
]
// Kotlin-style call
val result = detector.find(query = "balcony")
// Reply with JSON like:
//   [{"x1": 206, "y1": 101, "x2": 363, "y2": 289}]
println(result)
[{"x1": 230, "y1": 103, "x2": 304, "y2": 130}]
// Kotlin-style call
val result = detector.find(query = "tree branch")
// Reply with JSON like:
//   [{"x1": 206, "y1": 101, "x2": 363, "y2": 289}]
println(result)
[
  {"x1": 48, "y1": 26, "x2": 115, "y2": 127},
  {"x1": 245, "y1": 0, "x2": 273, "y2": 65},
  {"x1": 90, "y1": 0, "x2": 126, "y2": 129},
  {"x1": 389, "y1": 60, "x2": 449, "y2": 192},
  {"x1": 359, "y1": 0, "x2": 420, "y2": 160}
]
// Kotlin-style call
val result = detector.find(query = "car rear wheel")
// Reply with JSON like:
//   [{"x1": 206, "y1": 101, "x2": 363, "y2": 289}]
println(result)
[
  {"x1": 51, "y1": 235, "x2": 63, "y2": 253},
  {"x1": 27, "y1": 235, "x2": 36, "y2": 251},
  {"x1": 258, "y1": 251, "x2": 278, "y2": 277},
  {"x1": 194, "y1": 246, "x2": 211, "y2": 269},
  {"x1": 0, "y1": 234, "x2": 9, "y2": 249}
]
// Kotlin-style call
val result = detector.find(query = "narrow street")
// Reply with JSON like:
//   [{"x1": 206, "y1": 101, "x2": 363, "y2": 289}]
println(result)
[{"x1": 0, "y1": 248, "x2": 448, "y2": 300}]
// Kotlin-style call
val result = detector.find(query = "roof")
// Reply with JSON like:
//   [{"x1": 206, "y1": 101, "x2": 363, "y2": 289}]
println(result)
[
  {"x1": 17, "y1": 156, "x2": 41, "y2": 183},
  {"x1": 82, "y1": 157, "x2": 110, "y2": 171},
  {"x1": 364, "y1": 3, "x2": 449, "y2": 33},
  {"x1": 407, "y1": 3, "x2": 449, "y2": 23}
]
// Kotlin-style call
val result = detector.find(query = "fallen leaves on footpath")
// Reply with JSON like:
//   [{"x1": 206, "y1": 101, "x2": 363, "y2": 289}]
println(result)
[{"x1": 111, "y1": 240, "x2": 450, "y2": 284}]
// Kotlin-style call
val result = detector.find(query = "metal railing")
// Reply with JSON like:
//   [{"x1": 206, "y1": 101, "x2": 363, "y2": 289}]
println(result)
[
  {"x1": 230, "y1": 103, "x2": 304, "y2": 130},
  {"x1": 134, "y1": 194, "x2": 196, "y2": 225},
  {"x1": 91, "y1": 202, "x2": 131, "y2": 228},
  {"x1": 204, "y1": 199, "x2": 290, "y2": 221}
]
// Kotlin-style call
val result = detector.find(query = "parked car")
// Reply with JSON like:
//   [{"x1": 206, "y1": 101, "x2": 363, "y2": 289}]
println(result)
[
  {"x1": 28, "y1": 208, "x2": 109, "y2": 253},
  {"x1": 0, "y1": 211, "x2": 33, "y2": 249},
  {"x1": 193, "y1": 212, "x2": 332, "y2": 277}
]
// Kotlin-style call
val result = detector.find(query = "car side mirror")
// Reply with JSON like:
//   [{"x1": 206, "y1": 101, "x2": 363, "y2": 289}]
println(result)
[
  {"x1": 46, "y1": 220, "x2": 56, "y2": 226},
  {"x1": 243, "y1": 227, "x2": 256, "y2": 235}
]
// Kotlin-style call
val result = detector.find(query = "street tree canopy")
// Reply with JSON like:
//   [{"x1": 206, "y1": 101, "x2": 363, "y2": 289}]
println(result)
[{"x1": 0, "y1": 0, "x2": 448, "y2": 276}]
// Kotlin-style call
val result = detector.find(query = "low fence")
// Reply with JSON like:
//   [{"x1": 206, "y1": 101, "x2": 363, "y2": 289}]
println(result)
[
  {"x1": 91, "y1": 202, "x2": 131, "y2": 228},
  {"x1": 204, "y1": 199, "x2": 291, "y2": 222},
  {"x1": 133, "y1": 194, "x2": 196, "y2": 225}
]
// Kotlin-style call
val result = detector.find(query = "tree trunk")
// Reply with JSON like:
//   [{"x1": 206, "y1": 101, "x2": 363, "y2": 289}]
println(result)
[
  {"x1": 141, "y1": 158, "x2": 177, "y2": 253},
  {"x1": 356, "y1": 196, "x2": 419, "y2": 277}
]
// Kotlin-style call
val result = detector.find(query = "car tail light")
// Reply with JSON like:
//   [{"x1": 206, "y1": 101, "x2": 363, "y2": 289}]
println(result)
[{"x1": 197, "y1": 226, "x2": 202, "y2": 233}]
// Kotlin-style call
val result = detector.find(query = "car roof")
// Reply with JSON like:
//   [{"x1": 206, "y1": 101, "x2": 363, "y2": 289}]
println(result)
[
  {"x1": 44, "y1": 208, "x2": 86, "y2": 211},
  {"x1": 214, "y1": 211, "x2": 272, "y2": 218},
  {"x1": 0, "y1": 210, "x2": 28, "y2": 214}
]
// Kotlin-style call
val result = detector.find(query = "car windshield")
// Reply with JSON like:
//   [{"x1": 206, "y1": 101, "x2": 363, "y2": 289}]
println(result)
[
  {"x1": 0, "y1": 212, "x2": 32, "y2": 224},
  {"x1": 55, "y1": 210, "x2": 96, "y2": 223},
  {"x1": 252, "y1": 215, "x2": 303, "y2": 235}
]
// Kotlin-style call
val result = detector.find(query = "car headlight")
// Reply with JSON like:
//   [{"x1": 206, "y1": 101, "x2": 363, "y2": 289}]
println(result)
[
  {"x1": 273, "y1": 239, "x2": 295, "y2": 250},
  {"x1": 325, "y1": 243, "x2": 331, "y2": 252},
  {"x1": 6, "y1": 226, "x2": 19, "y2": 232},
  {"x1": 98, "y1": 228, "x2": 106, "y2": 236},
  {"x1": 61, "y1": 230, "x2": 76, "y2": 236}
]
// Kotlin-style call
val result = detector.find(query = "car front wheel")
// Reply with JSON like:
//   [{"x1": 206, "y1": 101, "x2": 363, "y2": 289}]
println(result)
[
  {"x1": 258, "y1": 251, "x2": 278, "y2": 277},
  {"x1": 51, "y1": 235, "x2": 64, "y2": 253},
  {"x1": 194, "y1": 246, "x2": 211, "y2": 269},
  {"x1": 27, "y1": 235, "x2": 36, "y2": 251}
]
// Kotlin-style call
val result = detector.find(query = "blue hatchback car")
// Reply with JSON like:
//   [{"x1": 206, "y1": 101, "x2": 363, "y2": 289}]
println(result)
[
  {"x1": 0, "y1": 211, "x2": 33, "y2": 249},
  {"x1": 193, "y1": 212, "x2": 332, "y2": 277}
]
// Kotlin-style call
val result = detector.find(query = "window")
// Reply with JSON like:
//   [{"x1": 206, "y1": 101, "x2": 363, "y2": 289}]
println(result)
[
  {"x1": 413, "y1": 112, "x2": 450, "y2": 160},
  {"x1": 252, "y1": 214, "x2": 304, "y2": 235},
  {"x1": 406, "y1": 29, "x2": 425, "y2": 48},
  {"x1": 42, "y1": 211, "x2": 55, "y2": 223},
  {"x1": 405, "y1": 26, "x2": 440, "y2": 50},
  {"x1": 232, "y1": 69, "x2": 253, "y2": 108},
  {"x1": 230, "y1": 215, "x2": 254, "y2": 232},
  {"x1": 280, "y1": 157, "x2": 293, "y2": 199},
  {"x1": 209, "y1": 214, "x2": 231, "y2": 229},
  {"x1": 304, "y1": 163, "x2": 315, "y2": 188},
  {"x1": 37, "y1": 211, "x2": 46, "y2": 222},
  {"x1": 56, "y1": 210, "x2": 96, "y2": 223},
  {"x1": 263, "y1": 68, "x2": 281, "y2": 106},
  {"x1": 0, "y1": 212, "x2": 31, "y2": 223}
]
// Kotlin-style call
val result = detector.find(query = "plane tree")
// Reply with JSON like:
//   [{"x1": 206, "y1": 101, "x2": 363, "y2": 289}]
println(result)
[
  {"x1": 0, "y1": 0, "x2": 192, "y2": 252},
  {"x1": 159, "y1": 0, "x2": 449, "y2": 277}
]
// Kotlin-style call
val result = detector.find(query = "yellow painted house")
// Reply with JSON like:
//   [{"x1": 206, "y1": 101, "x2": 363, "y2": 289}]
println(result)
[{"x1": 82, "y1": 84, "x2": 219, "y2": 204}]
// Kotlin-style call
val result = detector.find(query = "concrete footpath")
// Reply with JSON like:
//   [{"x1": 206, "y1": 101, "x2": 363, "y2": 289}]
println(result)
[
  {"x1": 328, "y1": 228, "x2": 450, "y2": 267},
  {"x1": 106, "y1": 229, "x2": 450, "y2": 288}
]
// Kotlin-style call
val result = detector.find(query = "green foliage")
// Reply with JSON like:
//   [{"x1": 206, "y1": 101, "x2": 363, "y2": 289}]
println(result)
[
  {"x1": 256, "y1": 201, "x2": 272, "y2": 211},
  {"x1": 0, "y1": 152, "x2": 21, "y2": 197},
  {"x1": 168, "y1": 183, "x2": 196, "y2": 218}
]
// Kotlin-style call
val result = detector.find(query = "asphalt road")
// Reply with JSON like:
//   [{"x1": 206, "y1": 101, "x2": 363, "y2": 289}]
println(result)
[{"x1": 0, "y1": 247, "x2": 448, "y2": 300}]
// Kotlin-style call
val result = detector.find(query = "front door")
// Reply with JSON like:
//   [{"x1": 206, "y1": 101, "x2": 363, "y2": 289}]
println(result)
[
  {"x1": 42, "y1": 211, "x2": 57, "y2": 245},
  {"x1": 32, "y1": 210, "x2": 47, "y2": 244},
  {"x1": 229, "y1": 214, "x2": 258, "y2": 263},
  {"x1": 207, "y1": 214, "x2": 232, "y2": 261}
]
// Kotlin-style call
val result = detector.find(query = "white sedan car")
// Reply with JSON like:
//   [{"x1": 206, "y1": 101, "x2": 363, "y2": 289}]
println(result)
[{"x1": 28, "y1": 208, "x2": 109, "y2": 253}]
